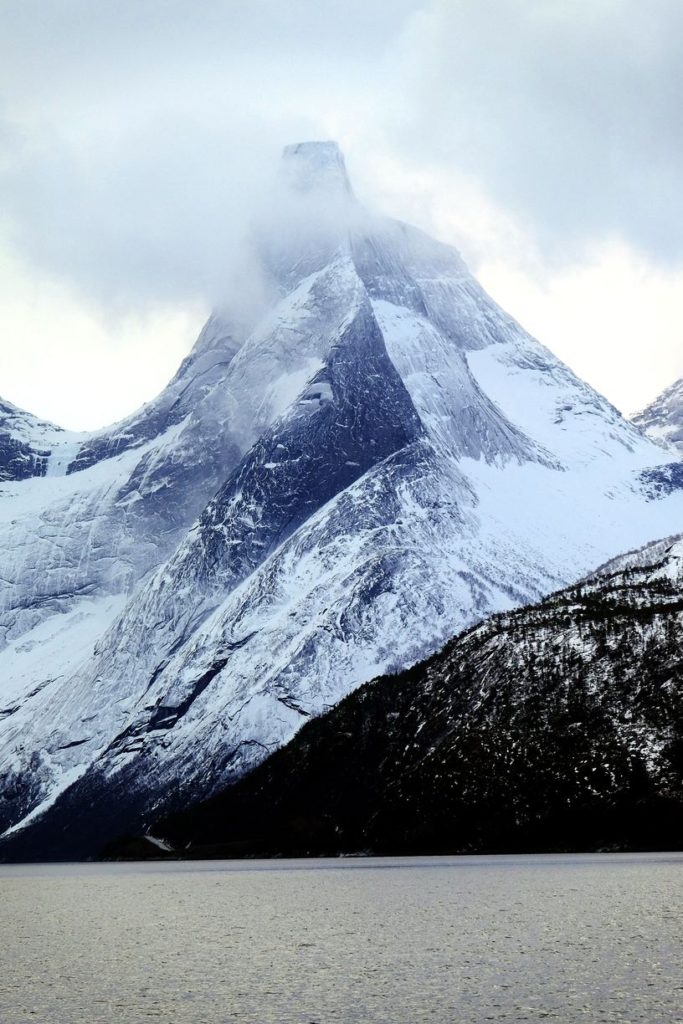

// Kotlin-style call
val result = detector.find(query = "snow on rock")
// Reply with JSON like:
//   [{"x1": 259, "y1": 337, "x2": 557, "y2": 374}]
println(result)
[
  {"x1": 0, "y1": 398, "x2": 77, "y2": 482},
  {"x1": 1, "y1": 140, "x2": 683, "y2": 855},
  {"x1": 634, "y1": 377, "x2": 683, "y2": 452},
  {"x1": 138, "y1": 530, "x2": 683, "y2": 860}
]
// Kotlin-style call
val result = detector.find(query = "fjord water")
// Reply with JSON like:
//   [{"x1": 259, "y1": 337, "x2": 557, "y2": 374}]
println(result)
[{"x1": 1, "y1": 854, "x2": 680, "y2": 1023}]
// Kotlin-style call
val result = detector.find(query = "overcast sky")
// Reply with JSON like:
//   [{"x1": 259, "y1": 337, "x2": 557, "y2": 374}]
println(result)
[{"x1": 1, "y1": 0, "x2": 682, "y2": 429}]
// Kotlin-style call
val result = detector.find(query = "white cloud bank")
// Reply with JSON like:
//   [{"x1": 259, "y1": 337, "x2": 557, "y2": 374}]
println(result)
[{"x1": 0, "y1": 0, "x2": 681, "y2": 427}]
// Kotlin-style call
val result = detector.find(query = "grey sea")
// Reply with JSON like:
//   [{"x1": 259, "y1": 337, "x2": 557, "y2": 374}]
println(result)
[{"x1": 0, "y1": 853, "x2": 681, "y2": 1024}]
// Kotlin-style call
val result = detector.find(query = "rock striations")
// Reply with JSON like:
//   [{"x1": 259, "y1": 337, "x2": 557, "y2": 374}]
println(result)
[
  {"x1": 1, "y1": 141, "x2": 683, "y2": 859},
  {"x1": 137, "y1": 533, "x2": 682, "y2": 859}
]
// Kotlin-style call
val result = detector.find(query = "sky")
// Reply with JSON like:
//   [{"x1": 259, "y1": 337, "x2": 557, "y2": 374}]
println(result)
[{"x1": 1, "y1": 0, "x2": 682, "y2": 429}]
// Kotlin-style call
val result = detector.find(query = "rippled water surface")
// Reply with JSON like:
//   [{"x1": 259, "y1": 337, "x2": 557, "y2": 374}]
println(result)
[{"x1": 0, "y1": 853, "x2": 681, "y2": 1023}]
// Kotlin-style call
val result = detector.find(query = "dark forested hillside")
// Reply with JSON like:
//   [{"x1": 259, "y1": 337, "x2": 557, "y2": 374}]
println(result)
[{"x1": 127, "y1": 534, "x2": 683, "y2": 859}]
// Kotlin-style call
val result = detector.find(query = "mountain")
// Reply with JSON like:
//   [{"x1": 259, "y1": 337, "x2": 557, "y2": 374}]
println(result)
[
  {"x1": 0, "y1": 399, "x2": 71, "y2": 482},
  {"x1": 635, "y1": 377, "x2": 683, "y2": 452},
  {"x1": 2, "y1": 141, "x2": 683, "y2": 860},
  {"x1": 127, "y1": 532, "x2": 682, "y2": 859},
  {"x1": 0, "y1": 310, "x2": 248, "y2": 714}
]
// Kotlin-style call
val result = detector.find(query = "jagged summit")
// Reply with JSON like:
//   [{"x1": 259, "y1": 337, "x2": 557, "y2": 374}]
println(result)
[
  {"x1": 1, "y1": 144, "x2": 683, "y2": 859},
  {"x1": 281, "y1": 140, "x2": 353, "y2": 197},
  {"x1": 635, "y1": 377, "x2": 683, "y2": 452}
]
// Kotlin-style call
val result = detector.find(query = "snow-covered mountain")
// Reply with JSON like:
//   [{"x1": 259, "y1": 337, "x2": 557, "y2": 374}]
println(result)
[
  {"x1": 2, "y1": 140, "x2": 683, "y2": 857},
  {"x1": 10, "y1": 529, "x2": 683, "y2": 861},
  {"x1": 634, "y1": 377, "x2": 683, "y2": 452},
  {"x1": 0, "y1": 311, "x2": 252, "y2": 700},
  {"x1": 0, "y1": 399, "x2": 70, "y2": 482},
  {"x1": 132, "y1": 531, "x2": 682, "y2": 860}
]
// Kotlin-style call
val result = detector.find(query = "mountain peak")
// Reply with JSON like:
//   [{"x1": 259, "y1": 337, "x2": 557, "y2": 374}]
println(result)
[
  {"x1": 634, "y1": 376, "x2": 683, "y2": 451},
  {"x1": 281, "y1": 140, "x2": 353, "y2": 197},
  {"x1": 4, "y1": 139, "x2": 683, "y2": 861}
]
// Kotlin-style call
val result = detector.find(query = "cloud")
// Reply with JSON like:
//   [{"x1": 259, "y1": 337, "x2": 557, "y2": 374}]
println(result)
[
  {"x1": 478, "y1": 241, "x2": 683, "y2": 414},
  {"x1": 1, "y1": 113, "x2": 277, "y2": 311},
  {"x1": 3, "y1": 0, "x2": 683, "y2": 315},
  {"x1": 389, "y1": 0, "x2": 683, "y2": 263},
  {"x1": 0, "y1": 0, "x2": 416, "y2": 313},
  {"x1": 0, "y1": 0, "x2": 682, "y2": 428}
]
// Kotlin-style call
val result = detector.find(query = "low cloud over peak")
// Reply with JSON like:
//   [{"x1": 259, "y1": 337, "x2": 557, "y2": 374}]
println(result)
[{"x1": 1, "y1": 0, "x2": 682, "y2": 426}]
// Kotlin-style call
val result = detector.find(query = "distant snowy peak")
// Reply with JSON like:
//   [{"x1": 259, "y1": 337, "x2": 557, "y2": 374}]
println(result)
[
  {"x1": 0, "y1": 398, "x2": 62, "y2": 443},
  {"x1": 0, "y1": 312, "x2": 247, "y2": 481},
  {"x1": 594, "y1": 530, "x2": 683, "y2": 582},
  {"x1": 0, "y1": 397, "x2": 78, "y2": 482},
  {"x1": 634, "y1": 377, "x2": 683, "y2": 451},
  {"x1": 66, "y1": 313, "x2": 245, "y2": 475}
]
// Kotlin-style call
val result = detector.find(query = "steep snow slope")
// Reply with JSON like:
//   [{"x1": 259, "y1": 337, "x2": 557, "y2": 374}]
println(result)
[
  {"x1": 0, "y1": 313, "x2": 248, "y2": 693},
  {"x1": 139, "y1": 532, "x2": 682, "y2": 859},
  {"x1": 634, "y1": 377, "x2": 683, "y2": 452},
  {"x1": 0, "y1": 258, "x2": 369, "y2": 705},
  {"x1": 9, "y1": 530, "x2": 683, "y2": 860},
  {"x1": 2, "y1": 140, "x2": 683, "y2": 855}
]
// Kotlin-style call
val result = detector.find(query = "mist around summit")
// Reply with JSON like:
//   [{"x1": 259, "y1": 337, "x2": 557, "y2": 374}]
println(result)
[
  {"x1": 2, "y1": 10, "x2": 683, "y2": 1019},
  {"x1": 0, "y1": 140, "x2": 682, "y2": 861}
]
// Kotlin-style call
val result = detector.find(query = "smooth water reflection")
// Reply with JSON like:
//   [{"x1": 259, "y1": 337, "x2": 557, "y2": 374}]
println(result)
[{"x1": 0, "y1": 853, "x2": 681, "y2": 1023}]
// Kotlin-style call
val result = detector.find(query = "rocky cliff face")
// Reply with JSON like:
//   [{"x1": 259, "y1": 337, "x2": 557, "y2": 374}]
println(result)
[
  {"x1": 0, "y1": 399, "x2": 70, "y2": 482},
  {"x1": 134, "y1": 533, "x2": 681, "y2": 859},
  {"x1": 635, "y1": 377, "x2": 683, "y2": 453},
  {"x1": 1, "y1": 141, "x2": 683, "y2": 859},
  {"x1": 7, "y1": 531, "x2": 683, "y2": 860}
]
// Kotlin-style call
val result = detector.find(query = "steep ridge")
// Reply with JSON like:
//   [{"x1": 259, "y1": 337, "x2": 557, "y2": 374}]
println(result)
[
  {"x1": 635, "y1": 377, "x2": 683, "y2": 452},
  {"x1": 2, "y1": 141, "x2": 683, "y2": 858},
  {"x1": 65, "y1": 313, "x2": 244, "y2": 474},
  {"x1": 8, "y1": 531, "x2": 683, "y2": 860},
  {"x1": 0, "y1": 399, "x2": 73, "y2": 482},
  {"x1": 0, "y1": 312, "x2": 249, "y2": 699},
  {"x1": 128, "y1": 533, "x2": 681, "y2": 859}
]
